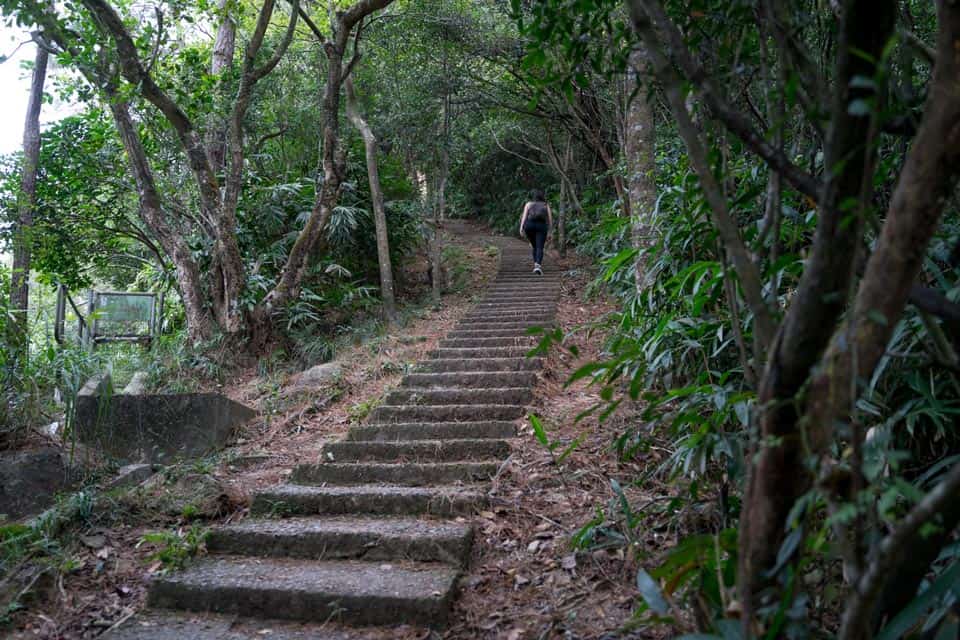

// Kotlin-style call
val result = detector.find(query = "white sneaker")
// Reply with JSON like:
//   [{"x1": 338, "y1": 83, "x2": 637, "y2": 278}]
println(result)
[{"x1": 533, "y1": 264, "x2": 542, "y2": 275}]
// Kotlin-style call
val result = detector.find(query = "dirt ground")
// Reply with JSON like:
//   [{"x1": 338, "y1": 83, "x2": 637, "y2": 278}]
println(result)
[{"x1": 5, "y1": 224, "x2": 669, "y2": 639}]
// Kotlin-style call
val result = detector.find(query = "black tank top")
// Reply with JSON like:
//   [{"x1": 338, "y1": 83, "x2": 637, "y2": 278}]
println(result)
[{"x1": 527, "y1": 201, "x2": 548, "y2": 222}]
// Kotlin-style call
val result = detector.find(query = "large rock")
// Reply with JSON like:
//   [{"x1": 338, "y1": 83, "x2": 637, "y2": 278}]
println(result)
[
  {"x1": 122, "y1": 372, "x2": 150, "y2": 395},
  {"x1": 76, "y1": 392, "x2": 256, "y2": 464},
  {"x1": 292, "y1": 362, "x2": 343, "y2": 389},
  {"x1": 0, "y1": 448, "x2": 73, "y2": 521}
]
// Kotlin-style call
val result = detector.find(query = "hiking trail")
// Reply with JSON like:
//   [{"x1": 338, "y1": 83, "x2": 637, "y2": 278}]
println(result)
[{"x1": 107, "y1": 222, "x2": 561, "y2": 638}]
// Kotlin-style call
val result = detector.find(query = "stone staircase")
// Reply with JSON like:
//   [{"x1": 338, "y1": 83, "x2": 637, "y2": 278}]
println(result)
[{"x1": 108, "y1": 231, "x2": 561, "y2": 637}]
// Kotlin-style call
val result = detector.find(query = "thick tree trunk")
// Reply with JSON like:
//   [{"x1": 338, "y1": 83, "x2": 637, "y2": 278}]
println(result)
[
  {"x1": 345, "y1": 77, "x2": 398, "y2": 323},
  {"x1": 206, "y1": 0, "x2": 236, "y2": 173},
  {"x1": 739, "y1": 0, "x2": 896, "y2": 620},
  {"x1": 106, "y1": 96, "x2": 214, "y2": 342},
  {"x1": 216, "y1": 0, "x2": 298, "y2": 335},
  {"x1": 813, "y1": 13, "x2": 960, "y2": 635},
  {"x1": 8, "y1": 41, "x2": 48, "y2": 369},
  {"x1": 625, "y1": 46, "x2": 656, "y2": 295}
]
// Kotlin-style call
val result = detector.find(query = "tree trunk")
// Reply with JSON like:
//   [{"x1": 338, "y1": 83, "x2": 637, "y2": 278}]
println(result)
[
  {"x1": 106, "y1": 96, "x2": 214, "y2": 342},
  {"x1": 256, "y1": 0, "x2": 396, "y2": 346},
  {"x1": 429, "y1": 217, "x2": 443, "y2": 302},
  {"x1": 631, "y1": 10, "x2": 775, "y2": 349},
  {"x1": 206, "y1": 0, "x2": 236, "y2": 173},
  {"x1": 739, "y1": 0, "x2": 896, "y2": 620},
  {"x1": 8, "y1": 41, "x2": 49, "y2": 370},
  {"x1": 625, "y1": 46, "x2": 657, "y2": 295},
  {"x1": 557, "y1": 178, "x2": 567, "y2": 256},
  {"x1": 345, "y1": 76, "x2": 398, "y2": 324}
]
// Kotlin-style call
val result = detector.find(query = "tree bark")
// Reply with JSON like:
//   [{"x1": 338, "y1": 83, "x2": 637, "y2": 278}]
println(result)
[
  {"x1": 738, "y1": 0, "x2": 896, "y2": 620},
  {"x1": 206, "y1": 0, "x2": 237, "y2": 173},
  {"x1": 257, "y1": 0, "x2": 396, "y2": 343},
  {"x1": 107, "y1": 96, "x2": 214, "y2": 341},
  {"x1": 345, "y1": 76, "x2": 398, "y2": 323},
  {"x1": 217, "y1": 0, "x2": 298, "y2": 334},
  {"x1": 631, "y1": 9, "x2": 775, "y2": 350},
  {"x1": 8, "y1": 40, "x2": 48, "y2": 369},
  {"x1": 625, "y1": 46, "x2": 657, "y2": 295}
]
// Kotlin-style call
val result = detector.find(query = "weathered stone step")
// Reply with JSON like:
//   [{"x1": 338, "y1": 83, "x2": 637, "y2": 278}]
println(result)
[
  {"x1": 477, "y1": 298, "x2": 555, "y2": 305},
  {"x1": 415, "y1": 357, "x2": 542, "y2": 373},
  {"x1": 208, "y1": 516, "x2": 473, "y2": 566},
  {"x1": 401, "y1": 371, "x2": 536, "y2": 387},
  {"x1": 473, "y1": 303, "x2": 555, "y2": 311},
  {"x1": 104, "y1": 611, "x2": 375, "y2": 639},
  {"x1": 323, "y1": 438, "x2": 511, "y2": 462},
  {"x1": 148, "y1": 556, "x2": 459, "y2": 627},
  {"x1": 430, "y1": 346, "x2": 531, "y2": 359},
  {"x1": 483, "y1": 292, "x2": 559, "y2": 299},
  {"x1": 291, "y1": 461, "x2": 498, "y2": 486},
  {"x1": 447, "y1": 329, "x2": 537, "y2": 338},
  {"x1": 252, "y1": 484, "x2": 485, "y2": 517},
  {"x1": 384, "y1": 387, "x2": 530, "y2": 406},
  {"x1": 369, "y1": 403, "x2": 526, "y2": 422},
  {"x1": 438, "y1": 337, "x2": 536, "y2": 349},
  {"x1": 485, "y1": 286, "x2": 561, "y2": 293},
  {"x1": 461, "y1": 311, "x2": 555, "y2": 320},
  {"x1": 453, "y1": 321, "x2": 551, "y2": 331},
  {"x1": 348, "y1": 421, "x2": 516, "y2": 441},
  {"x1": 484, "y1": 285, "x2": 561, "y2": 293}
]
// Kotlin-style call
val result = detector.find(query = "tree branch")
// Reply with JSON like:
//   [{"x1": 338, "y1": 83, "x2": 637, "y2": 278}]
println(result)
[
  {"x1": 634, "y1": 0, "x2": 822, "y2": 201},
  {"x1": 840, "y1": 460, "x2": 960, "y2": 639}
]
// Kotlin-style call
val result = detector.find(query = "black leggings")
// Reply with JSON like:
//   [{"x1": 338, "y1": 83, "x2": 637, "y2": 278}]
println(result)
[{"x1": 524, "y1": 220, "x2": 548, "y2": 265}]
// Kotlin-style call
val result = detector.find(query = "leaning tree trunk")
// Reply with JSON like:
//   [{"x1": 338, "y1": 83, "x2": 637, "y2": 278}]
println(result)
[
  {"x1": 345, "y1": 76, "x2": 398, "y2": 323},
  {"x1": 253, "y1": 0, "x2": 396, "y2": 351},
  {"x1": 8, "y1": 41, "x2": 49, "y2": 371},
  {"x1": 625, "y1": 46, "x2": 657, "y2": 295}
]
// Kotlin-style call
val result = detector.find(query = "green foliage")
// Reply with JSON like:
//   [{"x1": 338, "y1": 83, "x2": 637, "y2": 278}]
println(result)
[
  {"x1": 348, "y1": 397, "x2": 380, "y2": 424},
  {"x1": 528, "y1": 413, "x2": 584, "y2": 466},
  {"x1": 138, "y1": 525, "x2": 209, "y2": 572}
]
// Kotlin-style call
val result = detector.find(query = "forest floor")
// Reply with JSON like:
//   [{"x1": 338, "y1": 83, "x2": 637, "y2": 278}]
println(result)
[{"x1": 4, "y1": 221, "x2": 671, "y2": 639}]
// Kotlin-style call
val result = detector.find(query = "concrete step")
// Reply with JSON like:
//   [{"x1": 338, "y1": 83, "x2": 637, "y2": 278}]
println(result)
[
  {"x1": 323, "y1": 438, "x2": 511, "y2": 462},
  {"x1": 438, "y1": 337, "x2": 536, "y2": 349},
  {"x1": 481, "y1": 294, "x2": 558, "y2": 302},
  {"x1": 430, "y1": 347, "x2": 531, "y2": 359},
  {"x1": 384, "y1": 387, "x2": 530, "y2": 406},
  {"x1": 292, "y1": 460, "x2": 498, "y2": 486},
  {"x1": 252, "y1": 484, "x2": 485, "y2": 517},
  {"x1": 485, "y1": 285, "x2": 561, "y2": 293},
  {"x1": 103, "y1": 611, "x2": 369, "y2": 639},
  {"x1": 207, "y1": 516, "x2": 473, "y2": 566},
  {"x1": 447, "y1": 329, "x2": 538, "y2": 338},
  {"x1": 476, "y1": 298, "x2": 556, "y2": 305},
  {"x1": 401, "y1": 371, "x2": 537, "y2": 388},
  {"x1": 369, "y1": 403, "x2": 526, "y2": 422},
  {"x1": 472, "y1": 302, "x2": 556, "y2": 311},
  {"x1": 148, "y1": 556, "x2": 459, "y2": 627},
  {"x1": 483, "y1": 286, "x2": 561, "y2": 294},
  {"x1": 454, "y1": 320, "x2": 554, "y2": 330},
  {"x1": 461, "y1": 311, "x2": 555, "y2": 321},
  {"x1": 415, "y1": 357, "x2": 542, "y2": 373},
  {"x1": 348, "y1": 421, "x2": 517, "y2": 441}
]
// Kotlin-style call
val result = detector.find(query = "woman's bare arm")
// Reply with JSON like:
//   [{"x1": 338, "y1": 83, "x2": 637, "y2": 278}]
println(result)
[
  {"x1": 546, "y1": 204, "x2": 554, "y2": 234},
  {"x1": 519, "y1": 202, "x2": 530, "y2": 235}
]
